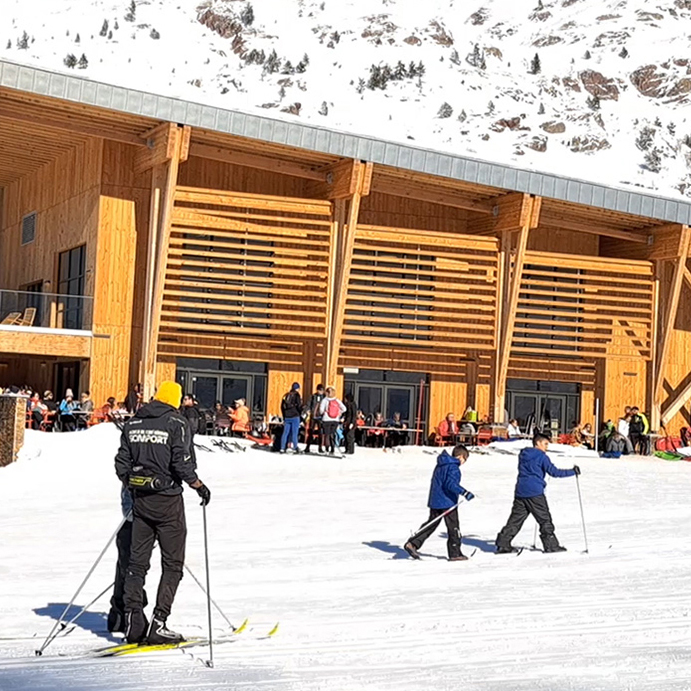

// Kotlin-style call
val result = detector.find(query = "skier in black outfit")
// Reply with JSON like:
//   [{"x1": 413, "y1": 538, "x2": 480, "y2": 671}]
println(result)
[
  {"x1": 495, "y1": 433, "x2": 579, "y2": 554},
  {"x1": 115, "y1": 381, "x2": 211, "y2": 645},
  {"x1": 405, "y1": 444, "x2": 474, "y2": 561},
  {"x1": 343, "y1": 392, "x2": 357, "y2": 455},
  {"x1": 304, "y1": 384, "x2": 325, "y2": 453}
]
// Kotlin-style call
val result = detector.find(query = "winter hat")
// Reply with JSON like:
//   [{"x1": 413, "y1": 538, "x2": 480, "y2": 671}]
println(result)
[
  {"x1": 291, "y1": 382, "x2": 300, "y2": 391},
  {"x1": 154, "y1": 381, "x2": 182, "y2": 408}
]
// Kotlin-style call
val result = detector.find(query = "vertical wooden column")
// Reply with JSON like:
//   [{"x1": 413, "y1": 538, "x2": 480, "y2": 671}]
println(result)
[
  {"x1": 136, "y1": 124, "x2": 190, "y2": 399},
  {"x1": 492, "y1": 194, "x2": 541, "y2": 422},
  {"x1": 656, "y1": 225, "x2": 691, "y2": 426},
  {"x1": 0, "y1": 395, "x2": 26, "y2": 467},
  {"x1": 313, "y1": 160, "x2": 373, "y2": 387}
]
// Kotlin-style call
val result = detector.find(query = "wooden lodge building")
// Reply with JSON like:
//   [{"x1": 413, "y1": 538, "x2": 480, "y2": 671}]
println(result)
[{"x1": 2, "y1": 59, "x2": 691, "y2": 436}]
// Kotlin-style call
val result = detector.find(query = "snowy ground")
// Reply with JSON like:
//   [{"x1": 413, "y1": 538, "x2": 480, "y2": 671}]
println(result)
[{"x1": 1, "y1": 425, "x2": 691, "y2": 690}]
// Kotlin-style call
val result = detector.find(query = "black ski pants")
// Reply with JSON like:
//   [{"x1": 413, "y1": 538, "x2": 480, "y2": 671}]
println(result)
[
  {"x1": 322, "y1": 421, "x2": 339, "y2": 453},
  {"x1": 409, "y1": 507, "x2": 462, "y2": 559},
  {"x1": 305, "y1": 419, "x2": 323, "y2": 451},
  {"x1": 344, "y1": 425, "x2": 355, "y2": 454},
  {"x1": 630, "y1": 432, "x2": 649, "y2": 455},
  {"x1": 124, "y1": 493, "x2": 186, "y2": 620},
  {"x1": 496, "y1": 494, "x2": 561, "y2": 551}
]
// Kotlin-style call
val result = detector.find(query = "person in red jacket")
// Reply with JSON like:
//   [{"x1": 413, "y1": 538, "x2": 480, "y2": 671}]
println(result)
[{"x1": 437, "y1": 413, "x2": 459, "y2": 443}]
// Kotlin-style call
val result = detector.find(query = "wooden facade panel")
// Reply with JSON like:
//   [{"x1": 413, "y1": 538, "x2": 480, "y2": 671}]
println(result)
[
  {"x1": 529, "y1": 228, "x2": 599, "y2": 256},
  {"x1": 267, "y1": 367, "x2": 304, "y2": 417},
  {"x1": 342, "y1": 225, "x2": 499, "y2": 354},
  {"x1": 601, "y1": 358, "x2": 647, "y2": 424},
  {"x1": 428, "y1": 377, "x2": 468, "y2": 435},
  {"x1": 0, "y1": 329, "x2": 91, "y2": 358}
]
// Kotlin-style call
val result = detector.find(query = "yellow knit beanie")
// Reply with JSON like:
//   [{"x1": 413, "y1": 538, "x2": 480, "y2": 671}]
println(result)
[{"x1": 154, "y1": 381, "x2": 182, "y2": 408}]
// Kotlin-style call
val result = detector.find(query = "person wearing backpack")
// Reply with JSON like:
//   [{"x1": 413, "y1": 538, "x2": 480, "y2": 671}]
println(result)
[
  {"x1": 280, "y1": 382, "x2": 303, "y2": 454},
  {"x1": 304, "y1": 384, "x2": 325, "y2": 454},
  {"x1": 318, "y1": 386, "x2": 346, "y2": 456}
]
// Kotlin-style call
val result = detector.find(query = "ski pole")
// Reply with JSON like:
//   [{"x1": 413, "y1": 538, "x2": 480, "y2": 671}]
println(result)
[
  {"x1": 408, "y1": 497, "x2": 467, "y2": 542},
  {"x1": 202, "y1": 503, "x2": 214, "y2": 669},
  {"x1": 36, "y1": 513, "x2": 130, "y2": 656},
  {"x1": 575, "y1": 474, "x2": 589, "y2": 553},
  {"x1": 184, "y1": 564, "x2": 238, "y2": 632}
]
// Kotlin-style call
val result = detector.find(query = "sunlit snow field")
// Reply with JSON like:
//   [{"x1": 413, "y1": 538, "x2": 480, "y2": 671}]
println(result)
[{"x1": 0, "y1": 425, "x2": 690, "y2": 690}]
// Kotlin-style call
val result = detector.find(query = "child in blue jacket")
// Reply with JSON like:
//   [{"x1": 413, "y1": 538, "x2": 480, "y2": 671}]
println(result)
[
  {"x1": 405, "y1": 445, "x2": 474, "y2": 561},
  {"x1": 496, "y1": 433, "x2": 580, "y2": 553}
]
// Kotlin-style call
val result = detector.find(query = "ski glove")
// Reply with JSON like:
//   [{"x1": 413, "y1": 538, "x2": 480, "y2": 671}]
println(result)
[
  {"x1": 573, "y1": 465, "x2": 581, "y2": 476},
  {"x1": 195, "y1": 483, "x2": 211, "y2": 506},
  {"x1": 462, "y1": 491, "x2": 475, "y2": 501}
]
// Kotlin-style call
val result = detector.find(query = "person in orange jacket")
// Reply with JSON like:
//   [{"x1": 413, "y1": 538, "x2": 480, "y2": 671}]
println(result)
[{"x1": 230, "y1": 398, "x2": 251, "y2": 436}]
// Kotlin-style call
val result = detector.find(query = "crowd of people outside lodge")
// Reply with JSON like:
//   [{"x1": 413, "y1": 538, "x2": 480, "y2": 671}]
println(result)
[{"x1": 1, "y1": 380, "x2": 669, "y2": 459}]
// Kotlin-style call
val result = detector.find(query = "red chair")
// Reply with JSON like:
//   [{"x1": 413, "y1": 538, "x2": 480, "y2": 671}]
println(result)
[{"x1": 476, "y1": 427, "x2": 493, "y2": 445}]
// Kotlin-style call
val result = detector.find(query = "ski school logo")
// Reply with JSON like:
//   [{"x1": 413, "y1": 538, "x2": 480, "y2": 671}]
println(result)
[{"x1": 128, "y1": 429, "x2": 169, "y2": 444}]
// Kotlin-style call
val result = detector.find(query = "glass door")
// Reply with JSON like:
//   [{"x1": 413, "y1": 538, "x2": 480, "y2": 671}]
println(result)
[
  {"x1": 540, "y1": 395, "x2": 566, "y2": 435},
  {"x1": 512, "y1": 394, "x2": 539, "y2": 430},
  {"x1": 192, "y1": 376, "x2": 218, "y2": 409},
  {"x1": 356, "y1": 385, "x2": 383, "y2": 421},
  {"x1": 385, "y1": 387, "x2": 413, "y2": 424},
  {"x1": 221, "y1": 376, "x2": 250, "y2": 407}
]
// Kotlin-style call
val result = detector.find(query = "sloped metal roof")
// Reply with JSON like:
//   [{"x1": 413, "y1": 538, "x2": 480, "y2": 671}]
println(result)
[{"x1": 1, "y1": 58, "x2": 690, "y2": 225}]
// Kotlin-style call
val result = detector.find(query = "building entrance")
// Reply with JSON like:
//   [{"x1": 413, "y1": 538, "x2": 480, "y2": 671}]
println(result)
[{"x1": 506, "y1": 379, "x2": 580, "y2": 436}]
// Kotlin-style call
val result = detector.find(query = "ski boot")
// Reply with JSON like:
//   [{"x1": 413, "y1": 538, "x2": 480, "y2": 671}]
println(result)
[
  {"x1": 146, "y1": 616, "x2": 185, "y2": 645},
  {"x1": 124, "y1": 609, "x2": 148, "y2": 644},
  {"x1": 404, "y1": 542, "x2": 421, "y2": 560}
]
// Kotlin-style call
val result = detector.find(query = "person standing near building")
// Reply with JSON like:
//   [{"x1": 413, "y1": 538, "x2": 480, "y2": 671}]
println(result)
[
  {"x1": 304, "y1": 384, "x2": 325, "y2": 454},
  {"x1": 495, "y1": 433, "x2": 579, "y2": 554},
  {"x1": 318, "y1": 387, "x2": 346, "y2": 456},
  {"x1": 343, "y1": 392, "x2": 357, "y2": 455},
  {"x1": 114, "y1": 381, "x2": 211, "y2": 645},
  {"x1": 280, "y1": 382, "x2": 303, "y2": 453},
  {"x1": 404, "y1": 444, "x2": 474, "y2": 561},
  {"x1": 180, "y1": 393, "x2": 202, "y2": 436},
  {"x1": 629, "y1": 407, "x2": 650, "y2": 455}
]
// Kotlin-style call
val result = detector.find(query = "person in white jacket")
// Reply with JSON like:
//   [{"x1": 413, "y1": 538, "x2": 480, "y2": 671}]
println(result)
[{"x1": 318, "y1": 387, "x2": 346, "y2": 455}]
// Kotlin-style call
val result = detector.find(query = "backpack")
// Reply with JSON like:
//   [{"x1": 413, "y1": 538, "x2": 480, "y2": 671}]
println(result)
[{"x1": 327, "y1": 398, "x2": 341, "y2": 418}]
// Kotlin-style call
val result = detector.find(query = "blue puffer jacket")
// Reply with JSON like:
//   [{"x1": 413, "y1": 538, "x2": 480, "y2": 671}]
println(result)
[
  {"x1": 515, "y1": 447, "x2": 575, "y2": 498},
  {"x1": 427, "y1": 450, "x2": 469, "y2": 509}
]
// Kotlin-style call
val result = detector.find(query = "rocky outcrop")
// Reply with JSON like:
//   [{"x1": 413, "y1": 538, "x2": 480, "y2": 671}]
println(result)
[
  {"x1": 580, "y1": 70, "x2": 619, "y2": 100},
  {"x1": 541, "y1": 121, "x2": 566, "y2": 133},
  {"x1": 569, "y1": 136, "x2": 611, "y2": 152}
]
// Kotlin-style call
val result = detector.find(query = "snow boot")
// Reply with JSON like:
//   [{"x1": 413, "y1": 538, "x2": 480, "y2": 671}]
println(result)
[
  {"x1": 404, "y1": 542, "x2": 421, "y2": 560},
  {"x1": 448, "y1": 554, "x2": 468, "y2": 562},
  {"x1": 544, "y1": 545, "x2": 567, "y2": 553},
  {"x1": 146, "y1": 616, "x2": 185, "y2": 645},
  {"x1": 495, "y1": 545, "x2": 519, "y2": 554},
  {"x1": 124, "y1": 609, "x2": 148, "y2": 644}
]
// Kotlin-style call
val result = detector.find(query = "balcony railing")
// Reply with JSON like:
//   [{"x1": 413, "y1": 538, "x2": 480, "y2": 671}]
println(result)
[{"x1": 0, "y1": 289, "x2": 93, "y2": 331}]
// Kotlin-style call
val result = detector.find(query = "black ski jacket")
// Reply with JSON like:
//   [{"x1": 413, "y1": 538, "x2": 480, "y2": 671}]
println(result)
[
  {"x1": 343, "y1": 401, "x2": 357, "y2": 429},
  {"x1": 181, "y1": 404, "x2": 202, "y2": 435},
  {"x1": 114, "y1": 401, "x2": 198, "y2": 496},
  {"x1": 281, "y1": 391, "x2": 303, "y2": 419}
]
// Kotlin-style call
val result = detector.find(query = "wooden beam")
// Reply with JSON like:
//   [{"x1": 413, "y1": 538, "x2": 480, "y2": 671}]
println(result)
[
  {"x1": 538, "y1": 214, "x2": 650, "y2": 243},
  {"x1": 0, "y1": 104, "x2": 147, "y2": 147},
  {"x1": 662, "y1": 379, "x2": 691, "y2": 425},
  {"x1": 135, "y1": 123, "x2": 180, "y2": 175},
  {"x1": 187, "y1": 142, "x2": 324, "y2": 180},
  {"x1": 655, "y1": 225, "x2": 691, "y2": 414},
  {"x1": 140, "y1": 126, "x2": 184, "y2": 398},
  {"x1": 324, "y1": 163, "x2": 373, "y2": 385},
  {"x1": 307, "y1": 159, "x2": 373, "y2": 200},
  {"x1": 370, "y1": 176, "x2": 494, "y2": 214},
  {"x1": 493, "y1": 197, "x2": 539, "y2": 420}
]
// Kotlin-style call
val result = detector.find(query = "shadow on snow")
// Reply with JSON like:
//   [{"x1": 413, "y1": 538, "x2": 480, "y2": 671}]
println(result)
[{"x1": 33, "y1": 603, "x2": 117, "y2": 643}]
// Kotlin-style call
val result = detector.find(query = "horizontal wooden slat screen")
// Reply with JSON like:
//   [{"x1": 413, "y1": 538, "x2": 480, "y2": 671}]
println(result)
[
  {"x1": 159, "y1": 187, "x2": 333, "y2": 353},
  {"x1": 513, "y1": 251, "x2": 655, "y2": 360},
  {"x1": 342, "y1": 225, "x2": 499, "y2": 352}
]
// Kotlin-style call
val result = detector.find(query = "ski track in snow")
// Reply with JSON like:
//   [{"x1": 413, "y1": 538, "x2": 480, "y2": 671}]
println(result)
[{"x1": 1, "y1": 425, "x2": 691, "y2": 690}]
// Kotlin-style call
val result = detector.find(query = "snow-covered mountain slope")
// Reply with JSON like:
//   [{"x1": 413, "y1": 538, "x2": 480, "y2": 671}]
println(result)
[{"x1": 2, "y1": 0, "x2": 690, "y2": 199}]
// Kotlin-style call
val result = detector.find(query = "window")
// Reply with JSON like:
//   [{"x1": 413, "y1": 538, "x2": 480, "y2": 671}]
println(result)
[
  {"x1": 57, "y1": 245, "x2": 86, "y2": 329},
  {"x1": 21, "y1": 212, "x2": 37, "y2": 245}
]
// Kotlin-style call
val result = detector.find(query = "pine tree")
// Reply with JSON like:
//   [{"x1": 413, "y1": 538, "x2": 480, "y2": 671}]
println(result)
[
  {"x1": 100, "y1": 20, "x2": 109, "y2": 37},
  {"x1": 125, "y1": 1, "x2": 136, "y2": 22},
  {"x1": 619, "y1": 46, "x2": 628, "y2": 58},
  {"x1": 150, "y1": 28, "x2": 160, "y2": 39},
  {"x1": 437, "y1": 102, "x2": 453, "y2": 119},
  {"x1": 263, "y1": 50, "x2": 281, "y2": 74},
  {"x1": 64, "y1": 53, "x2": 77, "y2": 68},
  {"x1": 78, "y1": 53, "x2": 89, "y2": 69},
  {"x1": 18, "y1": 31, "x2": 29, "y2": 49},
  {"x1": 6, "y1": 39, "x2": 11, "y2": 49},
  {"x1": 584, "y1": 50, "x2": 591, "y2": 59},
  {"x1": 529, "y1": 53, "x2": 541, "y2": 75},
  {"x1": 75, "y1": 33, "x2": 80, "y2": 43},
  {"x1": 319, "y1": 101, "x2": 328, "y2": 116},
  {"x1": 538, "y1": 102, "x2": 545, "y2": 115},
  {"x1": 240, "y1": 4, "x2": 255, "y2": 26}
]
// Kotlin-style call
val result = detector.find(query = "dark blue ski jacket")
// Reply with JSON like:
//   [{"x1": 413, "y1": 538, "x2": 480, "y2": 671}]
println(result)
[
  {"x1": 515, "y1": 447, "x2": 575, "y2": 498},
  {"x1": 427, "y1": 451, "x2": 469, "y2": 509}
]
